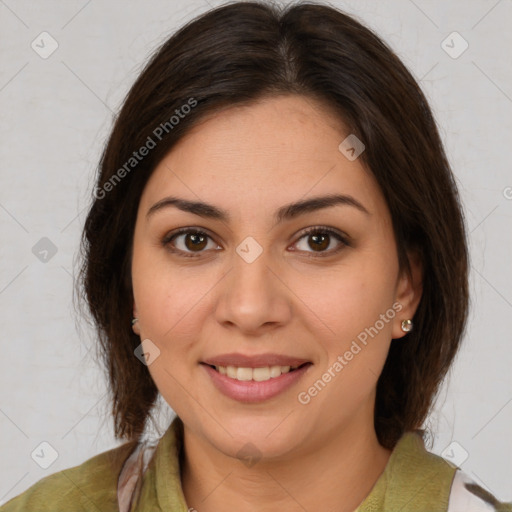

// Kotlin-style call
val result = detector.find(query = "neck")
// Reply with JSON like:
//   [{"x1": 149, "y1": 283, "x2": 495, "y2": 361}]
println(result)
[{"x1": 180, "y1": 412, "x2": 392, "y2": 512}]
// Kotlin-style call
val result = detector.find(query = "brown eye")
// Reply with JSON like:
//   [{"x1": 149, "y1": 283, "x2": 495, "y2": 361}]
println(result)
[
  {"x1": 293, "y1": 227, "x2": 349, "y2": 256},
  {"x1": 162, "y1": 228, "x2": 219, "y2": 257}
]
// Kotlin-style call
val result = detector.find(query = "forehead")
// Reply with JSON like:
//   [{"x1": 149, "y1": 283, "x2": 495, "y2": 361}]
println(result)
[{"x1": 139, "y1": 95, "x2": 386, "y2": 222}]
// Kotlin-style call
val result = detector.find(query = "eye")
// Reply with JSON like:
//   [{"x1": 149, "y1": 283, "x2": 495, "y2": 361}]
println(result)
[
  {"x1": 162, "y1": 228, "x2": 220, "y2": 258},
  {"x1": 291, "y1": 226, "x2": 349, "y2": 257}
]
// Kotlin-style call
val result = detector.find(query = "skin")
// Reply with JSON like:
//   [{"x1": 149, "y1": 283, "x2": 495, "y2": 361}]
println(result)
[{"x1": 131, "y1": 94, "x2": 423, "y2": 512}]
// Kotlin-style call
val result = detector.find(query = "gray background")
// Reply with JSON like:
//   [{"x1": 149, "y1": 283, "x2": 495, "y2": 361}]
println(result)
[{"x1": 1, "y1": 0, "x2": 511, "y2": 504}]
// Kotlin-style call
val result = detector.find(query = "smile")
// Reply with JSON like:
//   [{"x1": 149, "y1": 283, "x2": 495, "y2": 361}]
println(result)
[{"x1": 200, "y1": 361, "x2": 312, "y2": 403}]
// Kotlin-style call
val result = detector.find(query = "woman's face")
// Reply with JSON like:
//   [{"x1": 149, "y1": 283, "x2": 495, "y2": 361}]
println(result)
[{"x1": 131, "y1": 94, "x2": 422, "y2": 459}]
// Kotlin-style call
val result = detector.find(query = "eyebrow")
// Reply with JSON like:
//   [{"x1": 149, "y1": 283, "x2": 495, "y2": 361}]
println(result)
[{"x1": 146, "y1": 193, "x2": 371, "y2": 224}]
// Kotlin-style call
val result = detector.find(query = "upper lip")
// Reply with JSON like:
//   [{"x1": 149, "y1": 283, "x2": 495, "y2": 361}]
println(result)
[{"x1": 202, "y1": 353, "x2": 311, "y2": 368}]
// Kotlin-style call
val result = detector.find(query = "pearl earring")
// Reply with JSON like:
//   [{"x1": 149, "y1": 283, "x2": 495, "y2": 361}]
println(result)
[{"x1": 401, "y1": 319, "x2": 413, "y2": 332}]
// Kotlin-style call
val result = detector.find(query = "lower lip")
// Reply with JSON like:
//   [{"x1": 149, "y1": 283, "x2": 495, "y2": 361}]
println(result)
[{"x1": 201, "y1": 363, "x2": 312, "y2": 403}]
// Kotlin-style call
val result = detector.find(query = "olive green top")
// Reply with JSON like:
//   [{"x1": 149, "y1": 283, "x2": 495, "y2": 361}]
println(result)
[{"x1": 1, "y1": 417, "x2": 510, "y2": 511}]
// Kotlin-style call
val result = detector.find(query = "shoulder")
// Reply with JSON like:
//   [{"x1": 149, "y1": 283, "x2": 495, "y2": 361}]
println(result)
[
  {"x1": 372, "y1": 432, "x2": 511, "y2": 512},
  {"x1": 0, "y1": 439, "x2": 137, "y2": 512},
  {"x1": 447, "y1": 469, "x2": 512, "y2": 512}
]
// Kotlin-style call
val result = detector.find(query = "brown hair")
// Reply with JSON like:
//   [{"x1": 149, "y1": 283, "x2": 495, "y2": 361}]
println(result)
[{"x1": 78, "y1": 0, "x2": 469, "y2": 449}]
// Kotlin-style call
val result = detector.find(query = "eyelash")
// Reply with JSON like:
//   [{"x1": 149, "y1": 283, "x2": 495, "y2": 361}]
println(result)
[{"x1": 161, "y1": 226, "x2": 350, "y2": 259}]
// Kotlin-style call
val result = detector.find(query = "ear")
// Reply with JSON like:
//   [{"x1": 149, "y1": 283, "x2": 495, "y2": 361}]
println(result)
[
  {"x1": 132, "y1": 302, "x2": 140, "y2": 336},
  {"x1": 392, "y1": 248, "x2": 423, "y2": 340}
]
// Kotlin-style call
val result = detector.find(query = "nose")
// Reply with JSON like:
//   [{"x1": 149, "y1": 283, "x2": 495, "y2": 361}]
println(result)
[{"x1": 214, "y1": 246, "x2": 292, "y2": 335}]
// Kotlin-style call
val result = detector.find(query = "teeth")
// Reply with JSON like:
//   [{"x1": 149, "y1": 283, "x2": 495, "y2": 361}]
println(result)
[
  {"x1": 215, "y1": 364, "x2": 299, "y2": 382},
  {"x1": 253, "y1": 367, "x2": 270, "y2": 381},
  {"x1": 237, "y1": 367, "x2": 253, "y2": 381},
  {"x1": 269, "y1": 365, "x2": 282, "y2": 378}
]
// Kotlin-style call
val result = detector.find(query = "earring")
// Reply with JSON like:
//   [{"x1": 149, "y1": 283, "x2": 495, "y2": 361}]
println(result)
[
  {"x1": 132, "y1": 318, "x2": 139, "y2": 326},
  {"x1": 401, "y1": 319, "x2": 413, "y2": 333}
]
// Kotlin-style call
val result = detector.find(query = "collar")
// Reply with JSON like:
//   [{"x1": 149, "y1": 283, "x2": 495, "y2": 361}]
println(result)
[
  {"x1": 355, "y1": 430, "x2": 457, "y2": 511},
  {"x1": 149, "y1": 415, "x2": 189, "y2": 511}
]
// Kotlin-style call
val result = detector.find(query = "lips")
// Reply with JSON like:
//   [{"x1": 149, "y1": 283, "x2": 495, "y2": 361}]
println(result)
[{"x1": 200, "y1": 352, "x2": 313, "y2": 402}]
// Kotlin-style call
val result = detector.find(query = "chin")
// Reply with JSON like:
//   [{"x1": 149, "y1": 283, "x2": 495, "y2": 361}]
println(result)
[{"x1": 205, "y1": 414, "x2": 309, "y2": 461}]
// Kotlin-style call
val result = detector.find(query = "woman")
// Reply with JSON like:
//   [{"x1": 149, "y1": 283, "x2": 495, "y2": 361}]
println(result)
[{"x1": 1, "y1": 1, "x2": 510, "y2": 511}]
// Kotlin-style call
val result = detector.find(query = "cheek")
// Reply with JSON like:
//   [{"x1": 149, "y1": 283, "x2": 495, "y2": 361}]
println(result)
[
  {"x1": 132, "y1": 268, "x2": 208, "y2": 407},
  {"x1": 131, "y1": 246, "x2": 217, "y2": 364},
  {"x1": 294, "y1": 263, "x2": 398, "y2": 404},
  {"x1": 133, "y1": 243, "x2": 189, "y2": 328},
  {"x1": 299, "y1": 270, "x2": 396, "y2": 415},
  {"x1": 292, "y1": 261, "x2": 396, "y2": 343}
]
